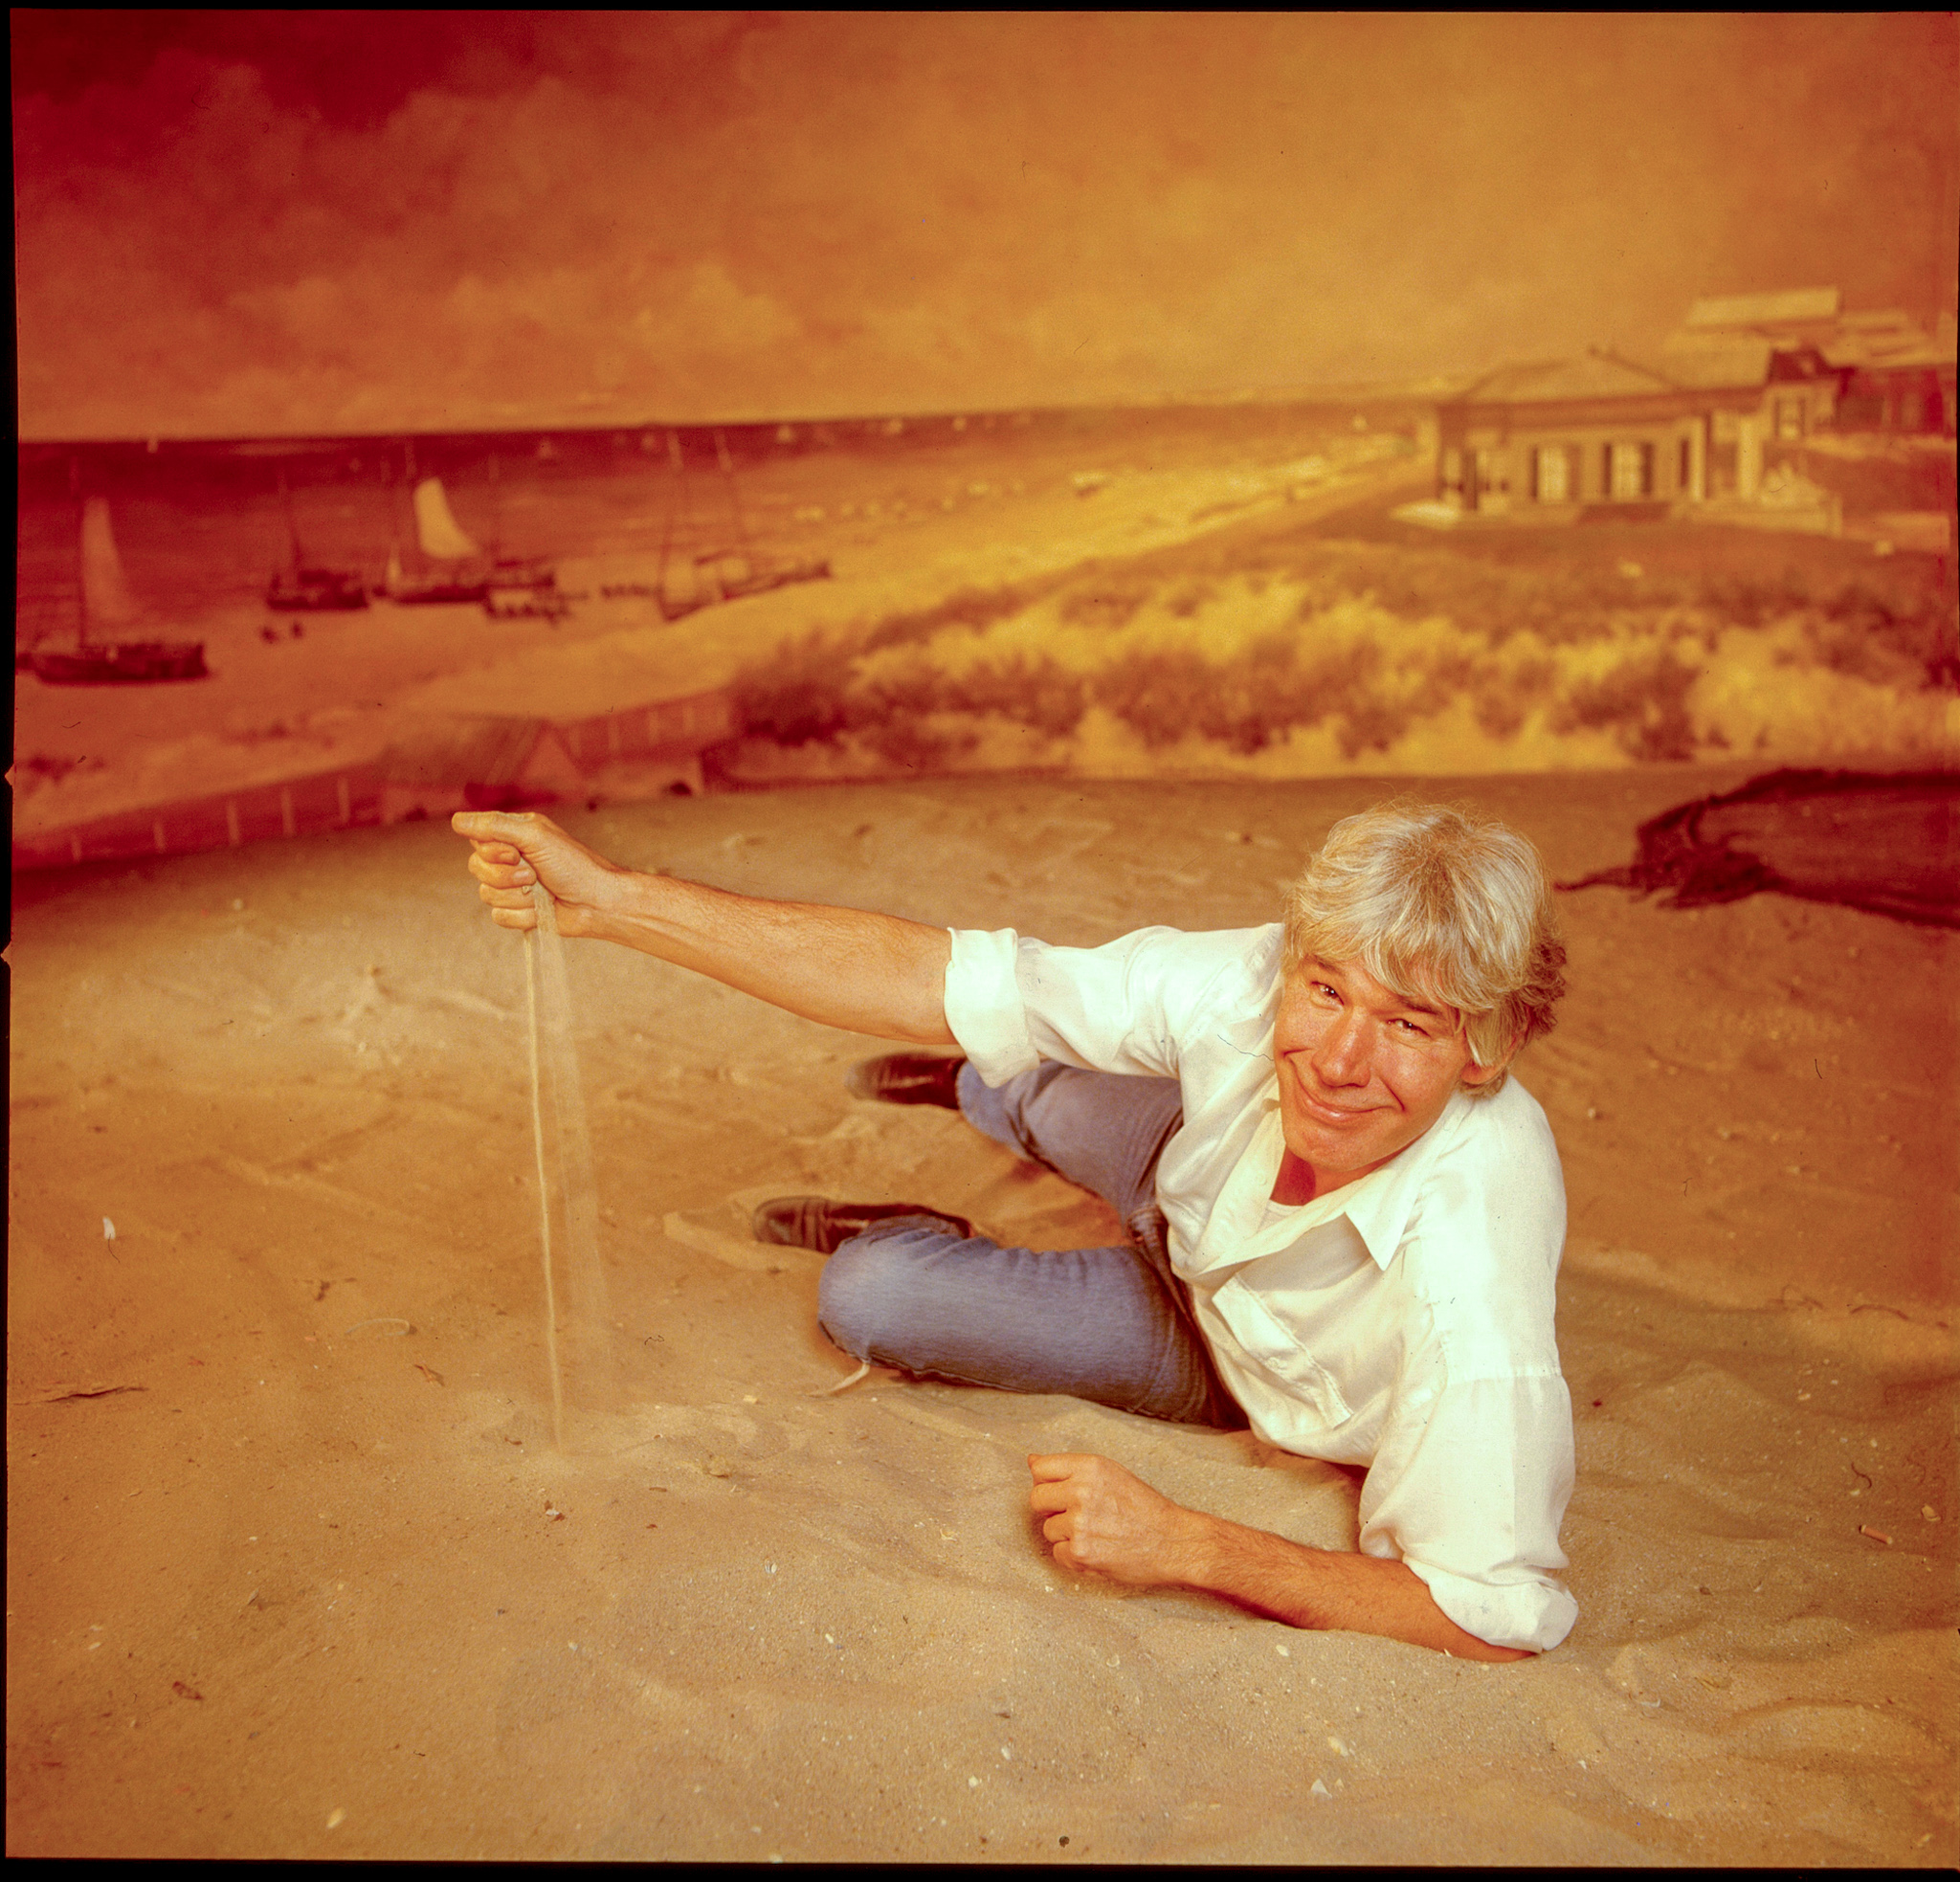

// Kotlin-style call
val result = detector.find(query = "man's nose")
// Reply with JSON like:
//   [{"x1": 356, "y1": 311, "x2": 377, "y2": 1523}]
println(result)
[{"x1": 1313, "y1": 1012, "x2": 1371, "y2": 1086}]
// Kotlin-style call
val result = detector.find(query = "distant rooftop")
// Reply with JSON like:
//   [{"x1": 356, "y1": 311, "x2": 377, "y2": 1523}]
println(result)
[
  {"x1": 1452, "y1": 353, "x2": 1680, "y2": 406},
  {"x1": 1822, "y1": 329, "x2": 1957, "y2": 371},
  {"x1": 1684, "y1": 287, "x2": 1841, "y2": 329},
  {"x1": 1836, "y1": 308, "x2": 1918, "y2": 332},
  {"x1": 1655, "y1": 336, "x2": 1778, "y2": 389},
  {"x1": 1451, "y1": 290, "x2": 1952, "y2": 415},
  {"x1": 1451, "y1": 344, "x2": 1785, "y2": 405},
  {"x1": 1666, "y1": 290, "x2": 1954, "y2": 375}
]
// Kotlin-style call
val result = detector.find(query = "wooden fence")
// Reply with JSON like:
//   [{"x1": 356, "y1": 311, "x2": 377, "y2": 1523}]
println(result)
[{"x1": 13, "y1": 686, "x2": 738, "y2": 872}]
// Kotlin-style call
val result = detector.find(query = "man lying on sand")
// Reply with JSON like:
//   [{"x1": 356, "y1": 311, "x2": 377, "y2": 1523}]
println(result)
[{"x1": 455, "y1": 800, "x2": 1574, "y2": 1663}]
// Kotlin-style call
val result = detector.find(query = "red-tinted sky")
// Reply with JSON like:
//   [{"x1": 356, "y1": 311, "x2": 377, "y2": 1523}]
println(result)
[{"x1": 13, "y1": 11, "x2": 1959, "y2": 439}]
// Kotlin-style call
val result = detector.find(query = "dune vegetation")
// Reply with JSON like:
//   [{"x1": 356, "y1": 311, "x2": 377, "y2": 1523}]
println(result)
[{"x1": 735, "y1": 535, "x2": 1960, "y2": 780}]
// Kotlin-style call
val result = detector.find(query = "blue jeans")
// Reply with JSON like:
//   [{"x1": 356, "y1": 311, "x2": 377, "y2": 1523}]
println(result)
[{"x1": 816, "y1": 1061, "x2": 1246, "y2": 1428}]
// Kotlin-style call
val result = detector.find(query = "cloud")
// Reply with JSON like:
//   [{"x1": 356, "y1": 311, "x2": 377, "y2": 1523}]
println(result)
[{"x1": 13, "y1": 13, "x2": 1958, "y2": 437}]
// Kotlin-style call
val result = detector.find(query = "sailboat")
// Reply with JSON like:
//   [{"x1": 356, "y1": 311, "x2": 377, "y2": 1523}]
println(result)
[
  {"x1": 266, "y1": 467, "x2": 368, "y2": 610},
  {"x1": 383, "y1": 477, "x2": 494, "y2": 605},
  {"x1": 383, "y1": 473, "x2": 560, "y2": 609},
  {"x1": 479, "y1": 453, "x2": 568, "y2": 618},
  {"x1": 646, "y1": 428, "x2": 830, "y2": 622},
  {"x1": 30, "y1": 497, "x2": 208, "y2": 685}
]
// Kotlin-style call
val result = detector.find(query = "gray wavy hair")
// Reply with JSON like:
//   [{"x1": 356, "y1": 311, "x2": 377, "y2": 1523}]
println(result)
[{"x1": 1281, "y1": 800, "x2": 1567, "y2": 1096}]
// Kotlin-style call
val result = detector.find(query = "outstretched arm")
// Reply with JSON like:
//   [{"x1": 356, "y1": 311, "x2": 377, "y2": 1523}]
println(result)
[
  {"x1": 453, "y1": 809, "x2": 957, "y2": 1046},
  {"x1": 1028, "y1": 1452, "x2": 1531, "y2": 1662}
]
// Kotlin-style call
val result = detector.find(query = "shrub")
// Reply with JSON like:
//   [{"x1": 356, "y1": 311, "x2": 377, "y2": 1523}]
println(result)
[
  {"x1": 1058, "y1": 583, "x2": 1152, "y2": 631},
  {"x1": 863, "y1": 584, "x2": 1037, "y2": 653},
  {"x1": 734, "y1": 632, "x2": 858, "y2": 746},
  {"x1": 1552, "y1": 645, "x2": 1700, "y2": 761}
]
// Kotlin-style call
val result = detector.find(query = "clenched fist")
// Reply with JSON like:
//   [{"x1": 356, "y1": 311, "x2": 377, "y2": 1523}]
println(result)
[
  {"x1": 1027, "y1": 1452, "x2": 1212, "y2": 1589},
  {"x1": 453, "y1": 809, "x2": 628, "y2": 936}
]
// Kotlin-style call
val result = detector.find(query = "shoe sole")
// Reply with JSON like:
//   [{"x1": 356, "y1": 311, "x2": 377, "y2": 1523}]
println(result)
[
  {"x1": 844, "y1": 1056, "x2": 964, "y2": 1105},
  {"x1": 750, "y1": 1194, "x2": 975, "y2": 1252}
]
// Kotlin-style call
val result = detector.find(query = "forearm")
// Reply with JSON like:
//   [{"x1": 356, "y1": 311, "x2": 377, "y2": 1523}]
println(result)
[
  {"x1": 1175, "y1": 1512, "x2": 1531, "y2": 1661},
  {"x1": 584, "y1": 867, "x2": 958, "y2": 1046}
]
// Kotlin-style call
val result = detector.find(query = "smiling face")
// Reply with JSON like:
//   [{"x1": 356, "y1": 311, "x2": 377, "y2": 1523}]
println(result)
[{"x1": 1272, "y1": 953, "x2": 1503, "y2": 1197}]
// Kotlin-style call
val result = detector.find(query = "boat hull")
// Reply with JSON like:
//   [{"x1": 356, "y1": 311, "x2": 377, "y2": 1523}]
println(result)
[
  {"x1": 489, "y1": 558, "x2": 557, "y2": 590},
  {"x1": 268, "y1": 570, "x2": 368, "y2": 610},
  {"x1": 385, "y1": 547, "x2": 555, "y2": 608},
  {"x1": 32, "y1": 641, "x2": 209, "y2": 685},
  {"x1": 655, "y1": 554, "x2": 832, "y2": 621},
  {"x1": 484, "y1": 588, "x2": 572, "y2": 620},
  {"x1": 721, "y1": 556, "x2": 832, "y2": 601},
  {"x1": 385, "y1": 579, "x2": 493, "y2": 606}
]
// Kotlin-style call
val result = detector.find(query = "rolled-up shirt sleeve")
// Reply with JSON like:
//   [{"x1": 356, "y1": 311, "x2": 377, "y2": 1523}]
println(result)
[
  {"x1": 1357, "y1": 1367, "x2": 1578, "y2": 1653},
  {"x1": 944, "y1": 924, "x2": 1258, "y2": 1087},
  {"x1": 942, "y1": 927, "x2": 1036, "y2": 1084}
]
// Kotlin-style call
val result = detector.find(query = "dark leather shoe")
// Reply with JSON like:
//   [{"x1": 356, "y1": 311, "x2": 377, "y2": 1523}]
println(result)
[
  {"x1": 844, "y1": 1052, "x2": 967, "y2": 1109},
  {"x1": 750, "y1": 1195, "x2": 975, "y2": 1254}
]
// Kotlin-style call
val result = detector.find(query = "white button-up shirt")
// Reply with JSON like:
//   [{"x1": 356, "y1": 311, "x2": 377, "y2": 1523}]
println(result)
[{"x1": 943, "y1": 920, "x2": 1577, "y2": 1652}]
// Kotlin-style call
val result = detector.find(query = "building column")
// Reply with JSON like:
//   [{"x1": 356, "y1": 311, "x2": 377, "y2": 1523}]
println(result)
[{"x1": 1736, "y1": 414, "x2": 1762, "y2": 500}]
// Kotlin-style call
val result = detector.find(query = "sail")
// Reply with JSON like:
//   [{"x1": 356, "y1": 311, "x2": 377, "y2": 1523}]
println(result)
[
  {"x1": 79, "y1": 497, "x2": 140, "y2": 628},
  {"x1": 412, "y1": 477, "x2": 481, "y2": 561}
]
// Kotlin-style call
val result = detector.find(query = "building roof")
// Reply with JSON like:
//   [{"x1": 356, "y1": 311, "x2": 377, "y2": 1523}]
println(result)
[
  {"x1": 1451, "y1": 342, "x2": 1782, "y2": 406},
  {"x1": 1820, "y1": 319, "x2": 1956, "y2": 372},
  {"x1": 1683, "y1": 287, "x2": 1841, "y2": 330},
  {"x1": 1450, "y1": 353, "x2": 1682, "y2": 406},
  {"x1": 1836, "y1": 308, "x2": 1919, "y2": 334},
  {"x1": 1657, "y1": 336, "x2": 1777, "y2": 388},
  {"x1": 1665, "y1": 294, "x2": 1954, "y2": 374}
]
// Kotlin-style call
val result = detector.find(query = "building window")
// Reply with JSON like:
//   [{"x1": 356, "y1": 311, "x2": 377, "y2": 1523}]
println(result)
[
  {"x1": 1532, "y1": 445, "x2": 1572, "y2": 503},
  {"x1": 1774, "y1": 396, "x2": 1806, "y2": 441},
  {"x1": 1678, "y1": 435, "x2": 1692, "y2": 496},
  {"x1": 1607, "y1": 441, "x2": 1653, "y2": 500}
]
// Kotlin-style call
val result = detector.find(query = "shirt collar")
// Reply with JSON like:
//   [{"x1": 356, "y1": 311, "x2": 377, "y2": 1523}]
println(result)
[{"x1": 1322, "y1": 1088, "x2": 1475, "y2": 1272}]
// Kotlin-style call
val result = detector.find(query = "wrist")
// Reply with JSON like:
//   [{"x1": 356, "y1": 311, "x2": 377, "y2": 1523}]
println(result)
[
  {"x1": 564, "y1": 859, "x2": 650, "y2": 938},
  {"x1": 1175, "y1": 1513, "x2": 1330, "y2": 1623},
  {"x1": 1162, "y1": 1504, "x2": 1230, "y2": 1590}
]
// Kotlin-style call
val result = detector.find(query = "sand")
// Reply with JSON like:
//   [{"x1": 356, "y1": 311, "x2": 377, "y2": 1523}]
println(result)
[{"x1": 8, "y1": 765, "x2": 1956, "y2": 1863}]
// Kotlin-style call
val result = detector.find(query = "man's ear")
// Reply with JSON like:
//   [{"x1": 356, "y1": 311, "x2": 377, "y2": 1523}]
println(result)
[{"x1": 1459, "y1": 1027, "x2": 1514, "y2": 1088}]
